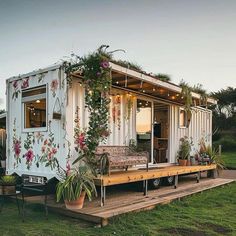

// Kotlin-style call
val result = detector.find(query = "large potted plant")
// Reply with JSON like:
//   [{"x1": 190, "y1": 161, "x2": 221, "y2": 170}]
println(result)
[
  {"x1": 0, "y1": 175, "x2": 17, "y2": 195},
  {"x1": 56, "y1": 164, "x2": 97, "y2": 210},
  {"x1": 177, "y1": 136, "x2": 192, "y2": 166}
]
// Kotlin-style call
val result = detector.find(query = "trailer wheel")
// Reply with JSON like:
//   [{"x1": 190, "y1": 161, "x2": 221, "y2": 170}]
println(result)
[
  {"x1": 163, "y1": 176, "x2": 175, "y2": 186},
  {"x1": 149, "y1": 178, "x2": 162, "y2": 189}
]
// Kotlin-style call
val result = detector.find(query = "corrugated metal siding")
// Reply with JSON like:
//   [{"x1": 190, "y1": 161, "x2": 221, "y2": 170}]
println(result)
[
  {"x1": 6, "y1": 68, "x2": 67, "y2": 179},
  {"x1": 169, "y1": 106, "x2": 212, "y2": 163},
  {"x1": 66, "y1": 82, "x2": 136, "y2": 150}
]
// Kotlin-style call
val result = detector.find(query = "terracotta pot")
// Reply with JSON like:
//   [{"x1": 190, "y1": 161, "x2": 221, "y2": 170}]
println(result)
[
  {"x1": 64, "y1": 191, "x2": 86, "y2": 210},
  {"x1": 186, "y1": 160, "x2": 191, "y2": 166},
  {"x1": 2, "y1": 185, "x2": 16, "y2": 195},
  {"x1": 178, "y1": 159, "x2": 187, "y2": 166}
]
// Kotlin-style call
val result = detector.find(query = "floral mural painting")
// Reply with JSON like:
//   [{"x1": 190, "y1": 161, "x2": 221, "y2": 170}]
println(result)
[
  {"x1": 125, "y1": 94, "x2": 133, "y2": 120},
  {"x1": 12, "y1": 118, "x2": 22, "y2": 166},
  {"x1": 23, "y1": 133, "x2": 34, "y2": 170},
  {"x1": 21, "y1": 78, "x2": 29, "y2": 89},
  {"x1": 37, "y1": 121, "x2": 59, "y2": 170},
  {"x1": 35, "y1": 132, "x2": 44, "y2": 144},
  {"x1": 12, "y1": 80, "x2": 21, "y2": 100},
  {"x1": 51, "y1": 79, "x2": 59, "y2": 97}
]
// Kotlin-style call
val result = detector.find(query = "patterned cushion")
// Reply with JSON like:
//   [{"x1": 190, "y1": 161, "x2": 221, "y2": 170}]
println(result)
[{"x1": 96, "y1": 146, "x2": 148, "y2": 169}]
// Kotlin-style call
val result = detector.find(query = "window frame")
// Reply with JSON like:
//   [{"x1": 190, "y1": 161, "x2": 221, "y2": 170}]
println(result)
[
  {"x1": 179, "y1": 107, "x2": 187, "y2": 128},
  {"x1": 21, "y1": 85, "x2": 48, "y2": 132}
]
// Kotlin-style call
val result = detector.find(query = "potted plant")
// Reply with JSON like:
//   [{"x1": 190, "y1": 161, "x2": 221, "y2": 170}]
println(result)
[
  {"x1": 177, "y1": 136, "x2": 192, "y2": 166},
  {"x1": 56, "y1": 164, "x2": 97, "y2": 210},
  {"x1": 0, "y1": 175, "x2": 17, "y2": 195},
  {"x1": 0, "y1": 145, "x2": 6, "y2": 168}
]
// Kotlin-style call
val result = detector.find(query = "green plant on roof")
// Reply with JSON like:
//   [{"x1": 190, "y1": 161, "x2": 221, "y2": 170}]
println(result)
[{"x1": 154, "y1": 73, "x2": 171, "y2": 82}]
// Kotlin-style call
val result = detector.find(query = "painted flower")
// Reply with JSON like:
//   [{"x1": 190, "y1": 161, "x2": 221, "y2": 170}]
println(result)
[
  {"x1": 100, "y1": 61, "x2": 109, "y2": 69},
  {"x1": 25, "y1": 149, "x2": 34, "y2": 162},
  {"x1": 50, "y1": 79, "x2": 59, "y2": 97},
  {"x1": 41, "y1": 146, "x2": 46, "y2": 153},
  {"x1": 66, "y1": 161, "x2": 71, "y2": 176},
  {"x1": 21, "y1": 78, "x2": 29, "y2": 89},
  {"x1": 52, "y1": 147, "x2": 57, "y2": 154},
  {"x1": 97, "y1": 72, "x2": 101, "y2": 77},
  {"x1": 13, "y1": 140, "x2": 21, "y2": 157},
  {"x1": 44, "y1": 139, "x2": 48, "y2": 145},
  {"x1": 13, "y1": 80, "x2": 18, "y2": 89}
]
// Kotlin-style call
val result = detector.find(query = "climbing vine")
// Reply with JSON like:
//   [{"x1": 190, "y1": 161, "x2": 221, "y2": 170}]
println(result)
[{"x1": 64, "y1": 46, "x2": 114, "y2": 170}]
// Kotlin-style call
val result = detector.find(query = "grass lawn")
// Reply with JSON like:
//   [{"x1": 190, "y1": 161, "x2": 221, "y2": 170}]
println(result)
[
  {"x1": 0, "y1": 182, "x2": 235, "y2": 236},
  {"x1": 222, "y1": 152, "x2": 236, "y2": 169}
]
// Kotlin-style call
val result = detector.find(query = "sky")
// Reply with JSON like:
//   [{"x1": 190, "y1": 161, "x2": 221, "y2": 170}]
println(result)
[{"x1": 0, "y1": 0, "x2": 236, "y2": 109}]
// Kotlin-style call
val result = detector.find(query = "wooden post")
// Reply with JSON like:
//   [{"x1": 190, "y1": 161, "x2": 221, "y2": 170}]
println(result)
[
  {"x1": 197, "y1": 171, "x2": 200, "y2": 183},
  {"x1": 174, "y1": 175, "x2": 178, "y2": 189},
  {"x1": 143, "y1": 180, "x2": 148, "y2": 196},
  {"x1": 219, "y1": 145, "x2": 222, "y2": 156}
]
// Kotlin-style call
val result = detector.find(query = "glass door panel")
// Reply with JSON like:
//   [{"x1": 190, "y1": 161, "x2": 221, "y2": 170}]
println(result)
[{"x1": 136, "y1": 99, "x2": 152, "y2": 162}]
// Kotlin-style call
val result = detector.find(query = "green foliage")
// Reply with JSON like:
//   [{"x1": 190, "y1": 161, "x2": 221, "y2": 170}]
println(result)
[
  {"x1": 191, "y1": 83, "x2": 208, "y2": 106},
  {"x1": 0, "y1": 175, "x2": 17, "y2": 186},
  {"x1": 177, "y1": 136, "x2": 193, "y2": 160},
  {"x1": 221, "y1": 151, "x2": 236, "y2": 169},
  {"x1": 56, "y1": 164, "x2": 97, "y2": 202},
  {"x1": 112, "y1": 59, "x2": 142, "y2": 71},
  {"x1": 65, "y1": 45, "x2": 113, "y2": 172},
  {"x1": 179, "y1": 80, "x2": 193, "y2": 112},
  {"x1": 213, "y1": 135, "x2": 236, "y2": 152},
  {"x1": 1, "y1": 182, "x2": 236, "y2": 235},
  {"x1": 154, "y1": 73, "x2": 171, "y2": 82}
]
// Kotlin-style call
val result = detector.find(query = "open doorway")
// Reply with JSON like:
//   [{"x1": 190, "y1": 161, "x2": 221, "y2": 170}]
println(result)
[{"x1": 153, "y1": 102, "x2": 169, "y2": 163}]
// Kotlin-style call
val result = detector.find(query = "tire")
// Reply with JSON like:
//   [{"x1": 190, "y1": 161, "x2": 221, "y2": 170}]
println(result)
[
  {"x1": 163, "y1": 176, "x2": 175, "y2": 186},
  {"x1": 149, "y1": 178, "x2": 162, "y2": 189}
]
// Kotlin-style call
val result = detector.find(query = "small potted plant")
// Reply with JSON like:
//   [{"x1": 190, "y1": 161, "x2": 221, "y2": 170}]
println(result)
[
  {"x1": 0, "y1": 145, "x2": 6, "y2": 168},
  {"x1": 56, "y1": 163, "x2": 97, "y2": 210},
  {"x1": 177, "y1": 136, "x2": 192, "y2": 166},
  {"x1": 0, "y1": 175, "x2": 17, "y2": 195}
]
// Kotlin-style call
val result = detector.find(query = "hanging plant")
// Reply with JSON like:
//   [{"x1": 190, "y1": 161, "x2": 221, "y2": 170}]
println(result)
[
  {"x1": 64, "y1": 45, "x2": 115, "y2": 172},
  {"x1": 179, "y1": 80, "x2": 193, "y2": 127},
  {"x1": 126, "y1": 94, "x2": 133, "y2": 120}
]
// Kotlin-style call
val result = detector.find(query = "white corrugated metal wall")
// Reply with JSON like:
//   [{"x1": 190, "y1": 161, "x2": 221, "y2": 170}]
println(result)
[
  {"x1": 169, "y1": 106, "x2": 212, "y2": 163},
  {"x1": 66, "y1": 81, "x2": 137, "y2": 151}
]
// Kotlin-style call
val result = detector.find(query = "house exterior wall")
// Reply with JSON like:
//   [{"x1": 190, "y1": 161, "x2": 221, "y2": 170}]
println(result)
[
  {"x1": 65, "y1": 80, "x2": 136, "y2": 152},
  {"x1": 169, "y1": 106, "x2": 212, "y2": 163},
  {"x1": 6, "y1": 67, "x2": 68, "y2": 179}
]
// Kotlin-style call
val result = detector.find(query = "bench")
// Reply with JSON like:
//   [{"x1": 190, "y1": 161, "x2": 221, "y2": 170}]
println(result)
[{"x1": 96, "y1": 146, "x2": 149, "y2": 175}]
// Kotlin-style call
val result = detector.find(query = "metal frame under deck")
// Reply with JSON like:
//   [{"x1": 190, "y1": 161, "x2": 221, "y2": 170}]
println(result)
[{"x1": 94, "y1": 164, "x2": 217, "y2": 206}]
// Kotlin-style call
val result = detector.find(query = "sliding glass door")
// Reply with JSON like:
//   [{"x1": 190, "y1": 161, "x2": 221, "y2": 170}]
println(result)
[{"x1": 136, "y1": 99, "x2": 152, "y2": 162}]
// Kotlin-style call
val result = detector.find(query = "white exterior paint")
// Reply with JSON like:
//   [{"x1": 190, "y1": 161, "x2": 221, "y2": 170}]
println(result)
[{"x1": 5, "y1": 65, "x2": 213, "y2": 179}]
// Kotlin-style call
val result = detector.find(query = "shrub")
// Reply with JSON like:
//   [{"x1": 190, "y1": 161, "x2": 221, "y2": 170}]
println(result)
[{"x1": 213, "y1": 136, "x2": 236, "y2": 152}]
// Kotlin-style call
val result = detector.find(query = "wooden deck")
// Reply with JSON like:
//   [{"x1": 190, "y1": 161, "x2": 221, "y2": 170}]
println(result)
[{"x1": 22, "y1": 165, "x2": 236, "y2": 226}]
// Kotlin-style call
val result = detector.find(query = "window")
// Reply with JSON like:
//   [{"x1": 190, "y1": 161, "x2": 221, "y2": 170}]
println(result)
[
  {"x1": 22, "y1": 86, "x2": 47, "y2": 130},
  {"x1": 179, "y1": 108, "x2": 187, "y2": 128}
]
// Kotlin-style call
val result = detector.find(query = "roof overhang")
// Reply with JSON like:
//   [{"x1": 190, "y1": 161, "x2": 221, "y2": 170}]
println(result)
[{"x1": 109, "y1": 62, "x2": 217, "y2": 106}]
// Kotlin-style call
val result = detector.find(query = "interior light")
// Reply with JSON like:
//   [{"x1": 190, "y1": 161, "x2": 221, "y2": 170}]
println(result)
[
  {"x1": 36, "y1": 100, "x2": 40, "y2": 103},
  {"x1": 116, "y1": 81, "x2": 119, "y2": 84}
]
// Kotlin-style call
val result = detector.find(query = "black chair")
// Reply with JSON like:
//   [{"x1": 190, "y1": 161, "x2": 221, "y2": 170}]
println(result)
[{"x1": 21, "y1": 175, "x2": 48, "y2": 221}]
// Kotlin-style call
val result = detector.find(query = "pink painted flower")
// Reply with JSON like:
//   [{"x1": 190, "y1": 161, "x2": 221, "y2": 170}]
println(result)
[
  {"x1": 13, "y1": 80, "x2": 18, "y2": 89},
  {"x1": 44, "y1": 139, "x2": 48, "y2": 145},
  {"x1": 78, "y1": 133, "x2": 86, "y2": 149},
  {"x1": 21, "y1": 78, "x2": 29, "y2": 89},
  {"x1": 50, "y1": 79, "x2": 59, "y2": 93},
  {"x1": 14, "y1": 140, "x2": 21, "y2": 157},
  {"x1": 100, "y1": 61, "x2": 109, "y2": 69},
  {"x1": 66, "y1": 161, "x2": 71, "y2": 176},
  {"x1": 41, "y1": 146, "x2": 46, "y2": 153},
  {"x1": 25, "y1": 149, "x2": 34, "y2": 162},
  {"x1": 52, "y1": 147, "x2": 57, "y2": 154}
]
